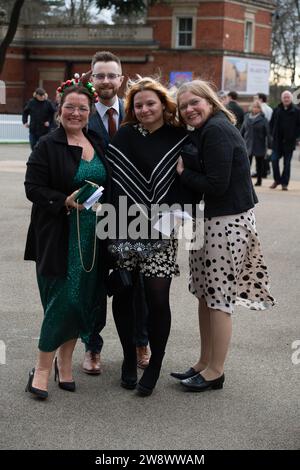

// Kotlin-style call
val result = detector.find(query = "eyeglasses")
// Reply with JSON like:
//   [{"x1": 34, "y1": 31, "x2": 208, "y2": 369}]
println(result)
[
  {"x1": 63, "y1": 104, "x2": 90, "y2": 113},
  {"x1": 91, "y1": 73, "x2": 121, "y2": 81}
]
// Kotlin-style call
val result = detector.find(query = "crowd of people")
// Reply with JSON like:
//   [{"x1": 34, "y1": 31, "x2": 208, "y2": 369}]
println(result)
[
  {"x1": 217, "y1": 89, "x2": 300, "y2": 190},
  {"x1": 25, "y1": 50, "x2": 299, "y2": 400}
]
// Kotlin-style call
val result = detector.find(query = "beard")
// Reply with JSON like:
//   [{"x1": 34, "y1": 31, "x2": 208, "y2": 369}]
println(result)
[{"x1": 96, "y1": 87, "x2": 116, "y2": 100}]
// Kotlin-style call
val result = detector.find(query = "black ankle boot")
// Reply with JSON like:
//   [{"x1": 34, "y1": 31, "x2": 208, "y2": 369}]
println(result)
[
  {"x1": 121, "y1": 357, "x2": 137, "y2": 390},
  {"x1": 136, "y1": 355, "x2": 164, "y2": 397}
]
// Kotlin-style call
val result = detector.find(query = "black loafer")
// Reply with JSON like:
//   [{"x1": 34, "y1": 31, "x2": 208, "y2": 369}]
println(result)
[
  {"x1": 180, "y1": 373, "x2": 225, "y2": 392},
  {"x1": 170, "y1": 367, "x2": 198, "y2": 380}
]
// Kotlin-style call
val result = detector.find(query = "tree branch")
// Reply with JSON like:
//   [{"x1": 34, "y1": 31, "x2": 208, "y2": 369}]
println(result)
[{"x1": 0, "y1": 0, "x2": 25, "y2": 75}]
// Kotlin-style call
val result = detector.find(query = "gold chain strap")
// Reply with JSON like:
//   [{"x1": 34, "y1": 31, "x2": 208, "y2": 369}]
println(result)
[{"x1": 76, "y1": 205, "x2": 97, "y2": 273}]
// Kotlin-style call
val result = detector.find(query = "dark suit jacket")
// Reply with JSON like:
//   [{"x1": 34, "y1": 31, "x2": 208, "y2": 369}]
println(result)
[
  {"x1": 24, "y1": 125, "x2": 111, "y2": 277},
  {"x1": 227, "y1": 100, "x2": 244, "y2": 130},
  {"x1": 88, "y1": 98, "x2": 124, "y2": 150},
  {"x1": 180, "y1": 111, "x2": 258, "y2": 218}
]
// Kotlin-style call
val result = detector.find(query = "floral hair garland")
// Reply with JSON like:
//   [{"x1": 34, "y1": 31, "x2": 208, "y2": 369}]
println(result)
[{"x1": 57, "y1": 73, "x2": 98, "y2": 103}]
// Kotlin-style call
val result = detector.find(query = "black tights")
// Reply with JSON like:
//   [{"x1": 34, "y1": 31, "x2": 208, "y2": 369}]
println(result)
[{"x1": 112, "y1": 274, "x2": 172, "y2": 389}]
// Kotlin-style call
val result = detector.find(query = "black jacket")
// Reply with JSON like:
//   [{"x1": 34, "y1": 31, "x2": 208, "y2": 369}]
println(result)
[
  {"x1": 269, "y1": 103, "x2": 300, "y2": 154},
  {"x1": 180, "y1": 111, "x2": 258, "y2": 218},
  {"x1": 241, "y1": 113, "x2": 272, "y2": 157},
  {"x1": 24, "y1": 126, "x2": 111, "y2": 277},
  {"x1": 226, "y1": 100, "x2": 244, "y2": 130},
  {"x1": 22, "y1": 98, "x2": 55, "y2": 136}
]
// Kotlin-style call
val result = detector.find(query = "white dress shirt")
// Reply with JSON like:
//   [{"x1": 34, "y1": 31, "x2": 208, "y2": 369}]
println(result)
[{"x1": 95, "y1": 99, "x2": 120, "y2": 133}]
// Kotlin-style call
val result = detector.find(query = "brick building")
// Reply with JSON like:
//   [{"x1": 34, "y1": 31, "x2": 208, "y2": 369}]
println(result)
[{"x1": 0, "y1": 0, "x2": 274, "y2": 113}]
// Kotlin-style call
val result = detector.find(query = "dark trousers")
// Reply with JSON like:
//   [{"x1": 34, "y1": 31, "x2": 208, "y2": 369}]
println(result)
[
  {"x1": 29, "y1": 132, "x2": 41, "y2": 150},
  {"x1": 85, "y1": 273, "x2": 148, "y2": 353},
  {"x1": 271, "y1": 150, "x2": 293, "y2": 186},
  {"x1": 250, "y1": 154, "x2": 265, "y2": 184}
]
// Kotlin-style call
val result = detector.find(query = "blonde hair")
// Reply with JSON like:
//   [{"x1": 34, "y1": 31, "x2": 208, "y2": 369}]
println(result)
[
  {"x1": 177, "y1": 79, "x2": 236, "y2": 126},
  {"x1": 122, "y1": 76, "x2": 180, "y2": 127}
]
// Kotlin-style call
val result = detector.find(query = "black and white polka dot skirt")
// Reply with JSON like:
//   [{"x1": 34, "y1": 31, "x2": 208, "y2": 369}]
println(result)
[{"x1": 189, "y1": 209, "x2": 275, "y2": 314}]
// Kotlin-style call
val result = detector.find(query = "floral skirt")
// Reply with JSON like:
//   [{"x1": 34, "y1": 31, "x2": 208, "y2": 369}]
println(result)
[
  {"x1": 116, "y1": 238, "x2": 179, "y2": 278},
  {"x1": 189, "y1": 209, "x2": 275, "y2": 314}
]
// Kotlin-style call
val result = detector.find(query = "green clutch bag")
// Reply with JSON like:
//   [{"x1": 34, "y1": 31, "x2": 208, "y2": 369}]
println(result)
[{"x1": 75, "y1": 180, "x2": 99, "y2": 204}]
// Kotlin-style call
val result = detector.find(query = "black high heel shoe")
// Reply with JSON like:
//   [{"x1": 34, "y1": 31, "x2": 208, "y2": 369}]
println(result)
[
  {"x1": 121, "y1": 358, "x2": 137, "y2": 390},
  {"x1": 25, "y1": 368, "x2": 48, "y2": 399},
  {"x1": 54, "y1": 357, "x2": 76, "y2": 392}
]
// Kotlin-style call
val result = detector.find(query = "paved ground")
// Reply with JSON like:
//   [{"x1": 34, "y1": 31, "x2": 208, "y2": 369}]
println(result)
[{"x1": 0, "y1": 144, "x2": 299, "y2": 450}]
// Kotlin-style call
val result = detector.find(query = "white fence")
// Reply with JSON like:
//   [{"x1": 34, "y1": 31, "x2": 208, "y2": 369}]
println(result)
[{"x1": 0, "y1": 114, "x2": 28, "y2": 143}]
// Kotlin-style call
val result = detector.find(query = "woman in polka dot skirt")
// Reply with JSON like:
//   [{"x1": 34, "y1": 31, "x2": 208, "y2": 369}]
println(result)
[{"x1": 171, "y1": 80, "x2": 275, "y2": 392}]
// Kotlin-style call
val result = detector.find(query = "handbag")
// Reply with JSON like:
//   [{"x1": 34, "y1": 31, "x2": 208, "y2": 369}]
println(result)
[
  {"x1": 75, "y1": 180, "x2": 99, "y2": 204},
  {"x1": 106, "y1": 268, "x2": 133, "y2": 297}
]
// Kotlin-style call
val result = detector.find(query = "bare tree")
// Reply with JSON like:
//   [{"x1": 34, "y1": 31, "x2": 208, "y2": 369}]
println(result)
[
  {"x1": 272, "y1": 0, "x2": 300, "y2": 86},
  {"x1": 0, "y1": 0, "x2": 24, "y2": 75}
]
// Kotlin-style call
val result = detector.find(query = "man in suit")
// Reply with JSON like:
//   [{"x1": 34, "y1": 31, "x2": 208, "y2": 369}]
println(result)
[
  {"x1": 269, "y1": 90, "x2": 300, "y2": 190},
  {"x1": 82, "y1": 51, "x2": 150, "y2": 374},
  {"x1": 226, "y1": 91, "x2": 244, "y2": 130}
]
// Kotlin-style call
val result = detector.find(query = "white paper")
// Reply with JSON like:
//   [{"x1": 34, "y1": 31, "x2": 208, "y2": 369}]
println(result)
[
  {"x1": 83, "y1": 186, "x2": 104, "y2": 210},
  {"x1": 153, "y1": 210, "x2": 193, "y2": 237}
]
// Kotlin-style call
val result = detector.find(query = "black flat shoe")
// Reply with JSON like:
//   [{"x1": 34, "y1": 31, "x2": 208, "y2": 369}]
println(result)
[
  {"x1": 180, "y1": 373, "x2": 225, "y2": 392},
  {"x1": 170, "y1": 367, "x2": 199, "y2": 380},
  {"x1": 25, "y1": 368, "x2": 48, "y2": 399},
  {"x1": 54, "y1": 357, "x2": 76, "y2": 392}
]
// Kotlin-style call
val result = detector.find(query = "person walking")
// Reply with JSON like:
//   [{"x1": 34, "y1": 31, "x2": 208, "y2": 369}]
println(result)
[
  {"x1": 172, "y1": 80, "x2": 275, "y2": 392},
  {"x1": 269, "y1": 90, "x2": 300, "y2": 190},
  {"x1": 22, "y1": 87, "x2": 55, "y2": 149},
  {"x1": 241, "y1": 100, "x2": 272, "y2": 186},
  {"x1": 24, "y1": 77, "x2": 110, "y2": 399},
  {"x1": 226, "y1": 91, "x2": 244, "y2": 130}
]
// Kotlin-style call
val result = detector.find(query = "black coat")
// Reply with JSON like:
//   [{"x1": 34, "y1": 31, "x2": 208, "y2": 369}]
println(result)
[
  {"x1": 240, "y1": 113, "x2": 272, "y2": 157},
  {"x1": 270, "y1": 103, "x2": 300, "y2": 154},
  {"x1": 180, "y1": 111, "x2": 258, "y2": 218},
  {"x1": 22, "y1": 98, "x2": 55, "y2": 136},
  {"x1": 24, "y1": 126, "x2": 111, "y2": 277},
  {"x1": 226, "y1": 100, "x2": 244, "y2": 130}
]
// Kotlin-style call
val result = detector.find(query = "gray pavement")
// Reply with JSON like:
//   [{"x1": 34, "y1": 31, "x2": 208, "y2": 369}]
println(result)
[{"x1": 0, "y1": 144, "x2": 299, "y2": 450}]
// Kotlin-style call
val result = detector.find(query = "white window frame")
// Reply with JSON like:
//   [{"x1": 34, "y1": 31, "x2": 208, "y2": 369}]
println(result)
[
  {"x1": 244, "y1": 20, "x2": 254, "y2": 52},
  {"x1": 176, "y1": 16, "x2": 194, "y2": 49}
]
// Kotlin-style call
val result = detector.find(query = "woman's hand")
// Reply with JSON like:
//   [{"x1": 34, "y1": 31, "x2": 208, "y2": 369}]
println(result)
[
  {"x1": 64, "y1": 190, "x2": 84, "y2": 213},
  {"x1": 176, "y1": 156, "x2": 185, "y2": 175}
]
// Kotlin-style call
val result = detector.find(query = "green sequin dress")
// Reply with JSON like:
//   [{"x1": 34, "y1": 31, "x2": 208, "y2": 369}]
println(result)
[{"x1": 37, "y1": 154, "x2": 107, "y2": 352}]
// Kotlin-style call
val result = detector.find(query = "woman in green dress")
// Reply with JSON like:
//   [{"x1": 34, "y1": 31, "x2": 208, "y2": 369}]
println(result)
[{"x1": 24, "y1": 77, "x2": 111, "y2": 399}]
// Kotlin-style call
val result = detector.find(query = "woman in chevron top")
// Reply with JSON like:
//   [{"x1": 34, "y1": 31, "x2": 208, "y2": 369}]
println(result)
[{"x1": 105, "y1": 77, "x2": 188, "y2": 396}]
